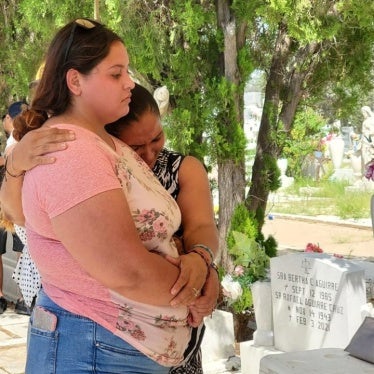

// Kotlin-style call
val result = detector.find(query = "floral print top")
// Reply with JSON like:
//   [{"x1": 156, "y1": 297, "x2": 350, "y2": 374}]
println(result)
[{"x1": 24, "y1": 125, "x2": 190, "y2": 367}]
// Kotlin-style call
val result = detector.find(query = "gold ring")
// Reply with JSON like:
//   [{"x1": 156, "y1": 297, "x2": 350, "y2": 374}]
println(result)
[{"x1": 192, "y1": 287, "x2": 200, "y2": 297}]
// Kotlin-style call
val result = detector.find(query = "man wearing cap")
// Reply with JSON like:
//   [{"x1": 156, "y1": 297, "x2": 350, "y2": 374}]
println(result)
[{"x1": 3, "y1": 101, "x2": 27, "y2": 148}]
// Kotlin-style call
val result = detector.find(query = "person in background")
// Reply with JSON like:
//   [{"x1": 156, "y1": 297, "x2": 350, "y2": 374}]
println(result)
[
  {"x1": 2, "y1": 17, "x2": 212, "y2": 373},
  {"x1": 0, "y1": 218, "x2": 8, "y2": 314},
  {"x1": 3, "y1": 101, "x2": 28, "y2": 149},
  {"x1": 0, "y1": 102, "x2": 30, "y2": 315},
  {"x1": 0, "y1": 114, "x2": 8, "y2": 314}
]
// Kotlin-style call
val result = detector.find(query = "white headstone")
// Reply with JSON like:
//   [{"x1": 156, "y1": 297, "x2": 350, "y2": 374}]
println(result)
[
  {"x1": 351, "y1": 259, "x2": 374, "y2": 301},
  {"x1": 201, "y1": 310, "x2": 235, "y2": 364},
  {"x1": 270, "y1": 253, "x2": 366, "y2": 352},
  {"x1": 251, "y1": 280, "x2": 274, "y2": 346}
]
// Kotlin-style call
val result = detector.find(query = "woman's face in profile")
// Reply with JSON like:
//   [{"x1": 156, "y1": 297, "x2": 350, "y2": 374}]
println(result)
[{"x1": 119, "y1": 110, "x2": 165, "y2": 168}]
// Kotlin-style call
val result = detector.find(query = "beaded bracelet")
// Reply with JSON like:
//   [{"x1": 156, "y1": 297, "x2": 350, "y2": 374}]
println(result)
[
  {"x1": 189, "y1": 248, "x2": 212, "y2": 268},
  {"x1": 4, "y1": 152, "x2": 25, "y2": 179},
  {"x1": 210, "y1": 262, "x2": 219, "y2": 275},
  {"x1": 190, "y1": 244, "x2": 214, "y2": 263}
]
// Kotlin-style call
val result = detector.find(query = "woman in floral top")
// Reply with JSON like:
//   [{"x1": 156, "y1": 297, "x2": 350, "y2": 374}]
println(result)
[{"x1": 106, "y1": 83, "x2": 219, "y2": 373}]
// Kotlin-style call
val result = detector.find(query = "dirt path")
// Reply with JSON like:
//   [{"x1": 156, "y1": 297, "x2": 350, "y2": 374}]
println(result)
[{"x1": 262, "y1": 215, "x2": 374, "y2": 259}]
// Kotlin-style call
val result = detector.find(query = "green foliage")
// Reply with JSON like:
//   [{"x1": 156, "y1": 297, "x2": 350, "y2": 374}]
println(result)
[
  {"x1": 117, "y1": 0, "x2": 240, "y2": 166},
  {"x1": 222, "y1": 230, "x2": 270, "y2": 312},
  {"x1": 257, "y1": 231, "x2": 278, "y2": 258},
  {"x1": 1, "y1": 1, "x2": 373, "y2": 264},
  {"x1": 230, "y1": 286, "x2": 253, "y2": 314},
  {"x1": 259, "y1": 0, "x2": 343, "y2": 43},
  {"x1": 229, "y1": 231, "x2": 270, "y2": 281},
  {"x1": 206, "y1": 78, "x2": 247, "y2": 163},
  {"x1": 226, "y1": 201, "x2": 277, "y2": 270},
  {"x1": 276, "y1": 178, "x2": 372, "y2": 219},
  {"x1": 231, "y1": 0, "x2": 263, "y2": 22},
  {"x1": 336, "y1": 193, "x2": 370, "y2": 220},
  {"x1": 263, "y1": 154, "x2": 281, "y2": 192},
  {"x1": 282, "y1": 107, "x2": 327, "y2": 178},
  {"x1": 227, "y1": 203, "x2": 258, "y2": 251},
  {"x1": 0, "y1": 0, "x2": 94, "y2": 113},
  {"x1": 221, "y1": 230, "x2": 271, "y2": 313}
]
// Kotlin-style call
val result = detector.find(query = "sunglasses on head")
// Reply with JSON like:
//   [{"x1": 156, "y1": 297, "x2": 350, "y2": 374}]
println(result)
[{"x1": 63, "y1": 18, "x2": 97, "y2": 64}]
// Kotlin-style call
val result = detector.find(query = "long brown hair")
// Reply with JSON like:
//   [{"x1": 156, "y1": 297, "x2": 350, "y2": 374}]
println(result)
[{"x1": 13, "y1": 18, "x2": 124, "y2": 141}]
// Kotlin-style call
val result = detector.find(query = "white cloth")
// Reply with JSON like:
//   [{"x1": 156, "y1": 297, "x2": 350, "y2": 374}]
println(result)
[
  {"x1": 5, "y1": 132, "x2": 17, "y2": 152},
  {"x1": 12, "y1": 225, "x2": 40, "y2": 307}
]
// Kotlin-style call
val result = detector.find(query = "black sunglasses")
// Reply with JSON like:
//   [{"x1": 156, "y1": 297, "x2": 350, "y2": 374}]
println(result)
[{"x1": 63, "y1": 18, "x2": 97, "y2": 64}]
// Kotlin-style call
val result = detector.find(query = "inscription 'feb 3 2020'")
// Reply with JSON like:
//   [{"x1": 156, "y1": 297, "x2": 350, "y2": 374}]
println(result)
[{"x1": 270, "y1": 253, "x2": 366, "y2": 352}]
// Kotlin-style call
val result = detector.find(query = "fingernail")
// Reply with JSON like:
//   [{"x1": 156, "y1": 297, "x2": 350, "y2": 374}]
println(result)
[{"x1": 69, "y1": 131, "x2": 75, "y2": 139}]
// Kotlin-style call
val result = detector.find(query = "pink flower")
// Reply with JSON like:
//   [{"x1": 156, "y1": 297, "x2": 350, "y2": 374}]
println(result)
[
  {"x1": 326, "y1": 134, "x2": 333, "y2": 141},
  {"x1": 137, "y1": 209, "x2": 157, "y2": 223},
  {"x1": 234, "y1": 265, "x2": 245, "y2": 276},
  {"x1": 364, "y1": 160, "x2": 374, "y2": 181},
  {"x1": 305, "y1": 243, "x2": 323, "y2": 253},
  {"x1": 122, "y1": 319, "x2": 136, "y2": 331},
  {"x1": 153, "y1": 218, "x2": 167, "y2": 233}
]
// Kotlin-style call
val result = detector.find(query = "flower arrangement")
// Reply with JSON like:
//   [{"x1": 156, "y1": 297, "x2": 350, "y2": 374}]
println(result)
[
  {"x1": 305, "y1": 242, "x2": 323, "y2": 253},
  {"x1": 305, "y1": 242, "x2": 344, "y2": 258},
  {"x1": 220, "y1": 231, "x2": 270, "y2": 314}
]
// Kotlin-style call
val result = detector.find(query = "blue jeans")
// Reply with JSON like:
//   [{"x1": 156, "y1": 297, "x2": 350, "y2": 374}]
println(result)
[{"x1": 26, "y1": 289, "x2": 169, "y2": 374}]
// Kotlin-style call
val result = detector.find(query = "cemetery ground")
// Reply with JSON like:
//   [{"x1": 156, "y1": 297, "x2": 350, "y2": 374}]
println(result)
[
  {"x1": 264, "y1": 183, "x2": 374, "y2": 259},
  {"x1": 263, "y1": 213, "x2": 373, "y2": 259}
]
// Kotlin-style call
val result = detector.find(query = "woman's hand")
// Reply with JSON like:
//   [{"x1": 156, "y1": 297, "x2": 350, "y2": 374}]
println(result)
[
  {"x1": 11, "y1": 127, "x2": 75, "y2": 171},
  {"x1": 0, "y1": 127, "x2": 76, "y2": 227},
  {"x1": 187, "y1": 268, "x2": 220, "y2": 327},
  {"x1": 165, "y1": 253, "x2": 208, "y2": 307}
]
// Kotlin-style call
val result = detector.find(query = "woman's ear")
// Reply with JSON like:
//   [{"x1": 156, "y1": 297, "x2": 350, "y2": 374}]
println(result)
[{"x1": 66, "y1": 69, "x2": 82, "y2": 96}]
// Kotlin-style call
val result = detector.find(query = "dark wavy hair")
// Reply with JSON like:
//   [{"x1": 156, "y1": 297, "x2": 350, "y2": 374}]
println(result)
[
  {"x1": 13, "y1": 18, "x2": 123, "y2": 141},
  {"x1": 105, "y1": 83, "x2": 160, "y2": 138}
]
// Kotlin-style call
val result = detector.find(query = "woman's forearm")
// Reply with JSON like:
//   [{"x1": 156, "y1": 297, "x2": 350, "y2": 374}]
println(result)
[
  {"x1": 0, "y1": 128, "x2": 76, "y2": 227},
  {"x1": 0, "y1": 162, "x2": 25, "y2": 226},
  {"x1": 51, "y1": 189, "x2": 186, "y2": 306},
  {"x1": 183, "y1": 223, "x2": 219, "y2": 259}
]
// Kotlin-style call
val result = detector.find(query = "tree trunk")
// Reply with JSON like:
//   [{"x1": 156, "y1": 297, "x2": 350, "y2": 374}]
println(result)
[
  {"x1": 216, "y1": 0, "x2": 246, "y2": 266},
  {"x1": 217, "y1": 159, "x2": 245, "y2": 269},
  {"x1": 246, "y1": 23, "x2": 321, "y2": 231},
  {"x1": 246, "y1": 23, "x2": 290, "y2": 226}
]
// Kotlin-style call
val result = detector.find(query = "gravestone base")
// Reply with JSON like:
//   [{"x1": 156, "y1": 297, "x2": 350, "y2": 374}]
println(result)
[
  {"x1": 203, "y1": 358, "x2": 241, "y2": 374},
  {"x1": 329, "y1": 167, "x2": 355, "y2": 183},
  {"x1": 240, "y1": 340, "x2": 283, "y2": 374},
  {"x1": 201, "y1": 310, "x2": 236, "y2": 367},
  {"x1": 259, "y1": 348, "x2": 374, "y2": 374}
]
